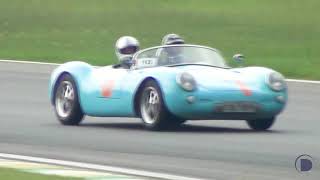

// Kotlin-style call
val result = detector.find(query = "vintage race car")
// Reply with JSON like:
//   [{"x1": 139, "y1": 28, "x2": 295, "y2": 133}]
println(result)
[{"x1": 49, "y1": 44, "x2": 287, "y2": 131}]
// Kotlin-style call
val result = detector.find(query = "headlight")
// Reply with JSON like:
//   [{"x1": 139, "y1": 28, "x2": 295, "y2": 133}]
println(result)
[
  {"x1": 176, "y1": 72, "x2": 196, "y2": 91},
  {"x1": 267, "y1": 72, "x2": 286, "y2": 91}
]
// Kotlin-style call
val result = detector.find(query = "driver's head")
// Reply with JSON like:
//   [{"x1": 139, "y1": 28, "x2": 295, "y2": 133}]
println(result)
[
  {"x1": 161, "y1": 33, "x2": 185, "y2": 45},
  {"x1": 162, "y1": 34, "x2": 184, "y2": 58},
  {"x1": 115, "y1": 36, "x2": 140, "y2": 65}
]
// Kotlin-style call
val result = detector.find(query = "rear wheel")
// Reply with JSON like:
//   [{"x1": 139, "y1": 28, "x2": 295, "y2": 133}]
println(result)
[
  {"x1": 246, "y1": 117, "x2": 275, "y2": 131},
  {"x1": 54, "y1": 74, "x2": 84, "y2": 125},
  {"x1": 139, "y1": 80, "x2": 174, "y2": 130}
]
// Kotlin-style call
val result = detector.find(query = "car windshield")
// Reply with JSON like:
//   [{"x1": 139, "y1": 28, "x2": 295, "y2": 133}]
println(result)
[{"x1": 132, "y1": 45, "x2": 229, "y2": 69}]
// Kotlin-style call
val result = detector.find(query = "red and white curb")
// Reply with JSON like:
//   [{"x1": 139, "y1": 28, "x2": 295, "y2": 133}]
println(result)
[{"x1": 0, "y1": 59, "x2": 319, "y2": 84}]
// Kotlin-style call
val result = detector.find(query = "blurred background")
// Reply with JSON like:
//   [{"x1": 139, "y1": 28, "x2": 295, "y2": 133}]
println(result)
[{"x1": 0, "y1": 0, "x2": 318, "y2": 79}]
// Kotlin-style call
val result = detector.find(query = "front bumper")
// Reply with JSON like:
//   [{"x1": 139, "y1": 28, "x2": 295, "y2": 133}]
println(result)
[{"x1": 164, "y1": 88, "x2": 287, "y2": 120}]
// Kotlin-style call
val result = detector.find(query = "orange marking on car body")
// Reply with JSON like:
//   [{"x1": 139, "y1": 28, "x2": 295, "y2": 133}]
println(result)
[
  {"x1": 101, "y1": 81, "x2": 115, "y2": 97},
  {"x1": 235, "y1": 80, "x2": 252, "y2": 96}
]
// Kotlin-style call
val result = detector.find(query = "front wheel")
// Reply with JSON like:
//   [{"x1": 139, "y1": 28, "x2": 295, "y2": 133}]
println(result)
[
  {"x1": 170, "y1": 117, "x2": 187, "y2": 127},
  {"x1": 54, "y1": 74, "x2": 84, "y2": 125},
  {"x1": 139, "y1": 80, "x2": 172, "y2": 130},
  {"x1": 246, "y1": 117, "x2": 276, "y2": 131}
]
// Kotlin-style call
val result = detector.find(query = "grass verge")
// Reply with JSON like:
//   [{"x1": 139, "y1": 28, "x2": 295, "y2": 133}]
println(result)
[
  {"x1": 0, "y1": 167, "x2": 81, "y2": 180},
  {"x1": 0, "y1": 0, "x2": 319, "y2": 79}
]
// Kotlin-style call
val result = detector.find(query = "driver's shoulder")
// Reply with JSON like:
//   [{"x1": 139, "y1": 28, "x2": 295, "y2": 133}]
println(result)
[
  {"x1": 112, "y1": 64, "x2": 122, "y2": 68},
  {"x1": 112, "y1": 63, "x2": 131, "y2": 69}
]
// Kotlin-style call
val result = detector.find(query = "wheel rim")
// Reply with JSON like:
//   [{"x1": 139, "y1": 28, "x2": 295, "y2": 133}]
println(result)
[
  {"x1": 55, "y1": 81, "x2": 75, "y2": 118},
  {"x1": 140, "y1": 87, "x2": 160, "y2": 124}
]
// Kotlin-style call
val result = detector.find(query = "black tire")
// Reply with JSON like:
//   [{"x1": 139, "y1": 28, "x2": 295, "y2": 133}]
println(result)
[
  {"x1": 170, "y1": 117, "x2": 187, "y2": 127},
  {"x1": 139, "y1": 80, "x2": 173, "y2": 130},
  {"x1": 54, "y1": 74, "x2": 84, "y2": 125},
  {"x1": 246, "y1": 117, "x2": 276, "y2": 131}
]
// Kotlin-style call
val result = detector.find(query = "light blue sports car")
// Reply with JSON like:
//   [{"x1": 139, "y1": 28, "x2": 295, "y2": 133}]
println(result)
[{"x1": 49, "y1": 44, "x2": 287, "y2": 131}]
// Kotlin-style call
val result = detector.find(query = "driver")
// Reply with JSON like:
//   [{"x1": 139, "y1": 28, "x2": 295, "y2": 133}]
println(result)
[
  {"x1": 114, "y1": 36, "x2": 140, "y2": 69},
  {"x1": 161, "y1": 33, "x2": 185, "y2": 46},
  {"x1": 159, "y1": 34, "x2": 185, "y2": 65}
]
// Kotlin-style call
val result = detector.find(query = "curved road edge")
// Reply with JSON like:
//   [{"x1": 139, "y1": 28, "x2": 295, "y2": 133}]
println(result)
[{"x1": 0, "y1": 153, "x2": 205, "y2": 180}]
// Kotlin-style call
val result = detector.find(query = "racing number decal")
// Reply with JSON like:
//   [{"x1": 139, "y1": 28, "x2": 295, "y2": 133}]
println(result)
[
  {"x1": 137, "y1": 58, "x2": 156, "y2": 68},
  {"x1": 142, "y1": 59, "x2": 153, "y2": 65},
  {"x1": 101, "y1": 81, "x2": 115, "y2": 97},
  {"x1": 235, "y1": 80, "x2": 252, "y2": 96}
]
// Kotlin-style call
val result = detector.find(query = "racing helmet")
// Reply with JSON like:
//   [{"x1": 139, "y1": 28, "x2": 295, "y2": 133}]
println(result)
[
  {"x1": 115, "y1": 36, "x2": 140, "y2": 64},
  {"x1": 161, "y1": 33, "x2": 185, "y2": 45},
  {"x1": 161, "y1": 34, "x2": 185, "y2": 58}
]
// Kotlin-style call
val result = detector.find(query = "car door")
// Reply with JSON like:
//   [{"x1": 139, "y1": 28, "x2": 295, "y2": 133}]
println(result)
[
  {"x1": 81, "y1": 66, "x2": 135, "y2": 116},
  {"x1": 92, "y1": 66, "x2": 129, "y2": 99}
]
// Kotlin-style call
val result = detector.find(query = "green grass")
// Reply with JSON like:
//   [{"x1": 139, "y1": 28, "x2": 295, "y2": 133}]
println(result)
[
  {"x1": 0, "y1": 0, "x2": 319, "y2": 79},
  {"x1": 0, "y1": 168, "x2": 81, "y2": 180}
]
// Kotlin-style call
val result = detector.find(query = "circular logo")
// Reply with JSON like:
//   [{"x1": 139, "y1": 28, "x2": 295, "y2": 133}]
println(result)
[{"x1": 295, "y1": 154, "x2": 313, "y2": 173}]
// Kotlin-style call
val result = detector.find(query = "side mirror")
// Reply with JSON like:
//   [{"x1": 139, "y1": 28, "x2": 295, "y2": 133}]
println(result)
[{"x1": 233, "y1": 54, "x2": 245, "y2": 66}]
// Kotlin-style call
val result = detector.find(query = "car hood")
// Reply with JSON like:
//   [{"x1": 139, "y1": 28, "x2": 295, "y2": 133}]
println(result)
[{"x1": 173, "y1": 65, "x2": 268, "y2": 91}]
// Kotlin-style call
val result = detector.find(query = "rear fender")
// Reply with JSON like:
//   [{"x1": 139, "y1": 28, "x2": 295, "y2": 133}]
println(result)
[{"x1": 49, "y1": 61, "x2": 94, "y2": 104}]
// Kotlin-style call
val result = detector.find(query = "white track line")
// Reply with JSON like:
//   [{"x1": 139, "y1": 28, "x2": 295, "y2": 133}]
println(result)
[
  {"x1": 1, "y1": 59, "x2": 319, "y2": 84},
  {"x1": 0, "y1": 153, "x2": 204, "y2": 180},
  {"x1": 286, "y1": 79, "x2": 320, "y2": 84},
  {"x1": 0, "y1": 59, "x2": 60, "y2": 66}
]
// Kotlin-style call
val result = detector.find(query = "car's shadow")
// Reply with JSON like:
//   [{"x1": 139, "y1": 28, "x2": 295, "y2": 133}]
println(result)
[{"x1": 80, "y1": 122, "x2": 286, "y2": 134}]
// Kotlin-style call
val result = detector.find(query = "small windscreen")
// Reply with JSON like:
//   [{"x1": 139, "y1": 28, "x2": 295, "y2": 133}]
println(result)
[{"x1": 133, "y1": 45, "x2": 228, "y2": 69}]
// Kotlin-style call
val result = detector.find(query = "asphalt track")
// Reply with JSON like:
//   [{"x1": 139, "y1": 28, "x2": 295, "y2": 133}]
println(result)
[{"x1": 0, "y1": 61, "x2": 319, "y2": 180}]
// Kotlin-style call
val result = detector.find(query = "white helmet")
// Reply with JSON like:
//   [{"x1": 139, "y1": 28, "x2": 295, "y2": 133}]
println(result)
[{"x1": 115, "y1": 36, "x2": 140, "y2": 64}]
